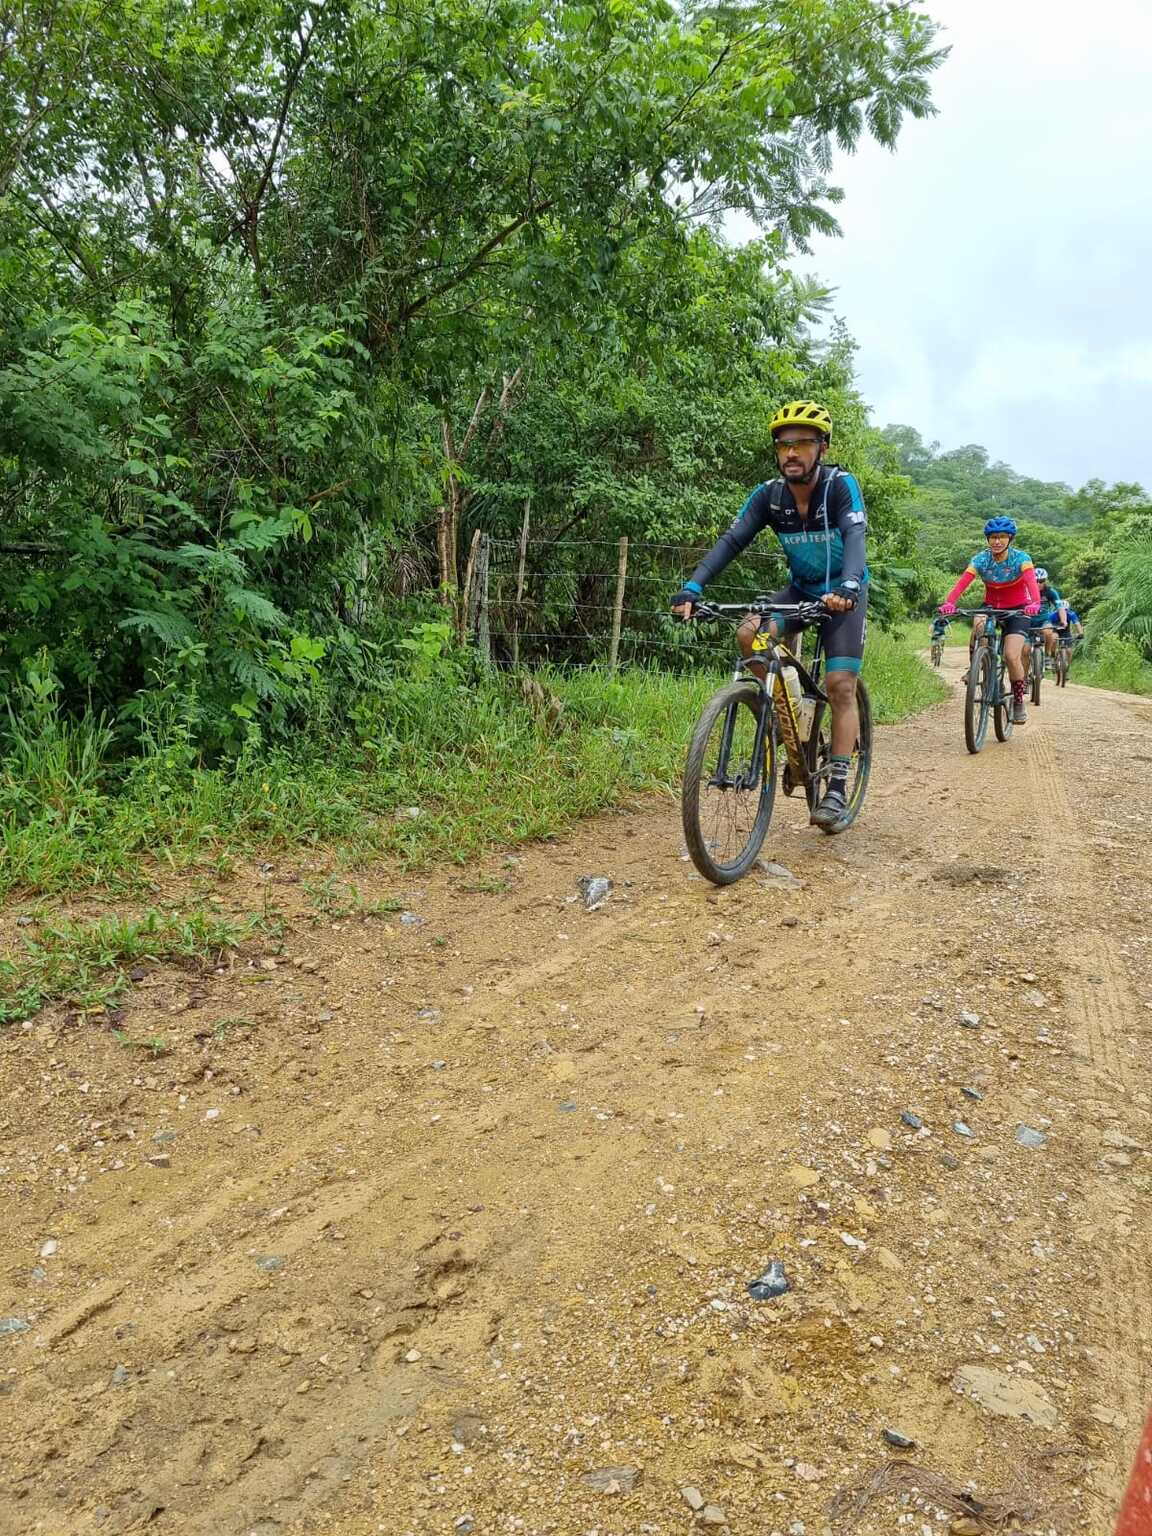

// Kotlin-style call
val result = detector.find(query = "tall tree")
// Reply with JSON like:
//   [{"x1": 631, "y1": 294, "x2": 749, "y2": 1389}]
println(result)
[{"x1": 1, "y1": 0, "x2": 946, "y2": 745}]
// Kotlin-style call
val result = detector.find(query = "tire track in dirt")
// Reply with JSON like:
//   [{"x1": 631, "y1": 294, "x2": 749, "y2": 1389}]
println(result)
[{"x1": 1023, "y1": 693, "x2": 1152, "y2": 1495}]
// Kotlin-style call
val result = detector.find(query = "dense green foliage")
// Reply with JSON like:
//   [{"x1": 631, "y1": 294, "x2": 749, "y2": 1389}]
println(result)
[{"x1": 2, "y1": 0, "x2": 945, "y2": 753}]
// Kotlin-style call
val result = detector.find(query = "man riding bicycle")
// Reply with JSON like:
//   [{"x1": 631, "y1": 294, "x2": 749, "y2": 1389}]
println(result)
[
  {"x1": 670, "y1": 399, "x2": 867, "y2": 830},
  {"x1": 1028, "y1": 569, "x2": 1068, "y2": 666},
  {"x1": 939, "y1": 517, "x2": 1041, "y2": 724}
]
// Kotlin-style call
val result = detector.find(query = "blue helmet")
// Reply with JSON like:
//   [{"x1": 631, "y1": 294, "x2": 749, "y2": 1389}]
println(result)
[{"x1": 984, "y1": 516, "x2": 1017, "y2": 537}]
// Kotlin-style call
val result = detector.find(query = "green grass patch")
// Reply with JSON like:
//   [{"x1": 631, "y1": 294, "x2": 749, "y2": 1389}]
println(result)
[
  {"x1": 1071, "y1": 635, "x2": 1152, "y2": 697},
  {"x1": 0, "y1": 907, "x2": 263, "y2": 1025},
  {"x1": 1, "y1": 635, "x2": 945, "y2": 909},
  {"x1": 863, "y1": 626, "x2": 951, "y2": 722},
  {"x1": 301, "y1": 876, "x2": 404, "y2": 922}
]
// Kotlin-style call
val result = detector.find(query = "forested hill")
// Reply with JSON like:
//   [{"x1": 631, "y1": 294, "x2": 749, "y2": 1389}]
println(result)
[
  {"x1": 880, "y1": 424, "x2": 1152, "y2": 619},
  {"x1": 882, "y1": 424, "x2": 1076, "y2": 527}
]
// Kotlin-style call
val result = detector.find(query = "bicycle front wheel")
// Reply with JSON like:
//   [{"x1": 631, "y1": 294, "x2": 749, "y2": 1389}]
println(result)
[
  {"x1": 682, "y1": 681, "x2": 777, "y2": 885},
  {"x1": 994, "y1": 657, "x2": 1014, "y2": 743},
  {"x1": 965, "y1": 647, "x2": 993, "y2": 753},
  {"x1": 1030, "y1": 645, "x2": 1043, "y2": 705},
  {"x1": 1056, "y1": 648, "x2": 1069, "y2": 687}
]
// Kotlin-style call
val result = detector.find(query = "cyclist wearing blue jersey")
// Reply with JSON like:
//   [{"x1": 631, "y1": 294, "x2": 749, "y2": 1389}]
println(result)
[
  {"x1": 671, "y1": 400, "x2": 866, "y2": 829},
  {"x1": 1051, "y1": 602, "x2": 1083, "y2": 666},
  {"x1": 1027, "y1": 569, "x2": 1068, "y2": 666}
]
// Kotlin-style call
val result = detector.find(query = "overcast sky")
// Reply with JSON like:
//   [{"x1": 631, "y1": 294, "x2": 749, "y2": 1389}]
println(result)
[{"x1": 750, "y1": 0, "x2": 1152, "y2": 490}]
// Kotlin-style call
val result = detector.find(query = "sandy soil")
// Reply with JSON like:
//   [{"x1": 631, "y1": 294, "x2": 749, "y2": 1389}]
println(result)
[{"x1": 2, "y1": 655, "x2": 1151, "y2": 1536}]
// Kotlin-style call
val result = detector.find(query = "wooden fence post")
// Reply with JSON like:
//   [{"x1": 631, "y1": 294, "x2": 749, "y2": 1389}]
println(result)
[
  {"x1": 511, "y1": 498, "x2": 530, "y2": 669},
  {"x1": 475, "y1": 534, "x2": 491, "y2": 665},
  {"x1": 459, "y1": 529, "x2": 482, "y2": 642},
  {"x1": 608, "y1": 535, "x2": 629, "y2": 672}
]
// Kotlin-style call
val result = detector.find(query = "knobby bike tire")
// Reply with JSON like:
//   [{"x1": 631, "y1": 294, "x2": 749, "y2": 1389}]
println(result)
[
  {"x1": 994, "y1": 656, "x2": 1014, "y2": 743},
  {"x1": 805, "y1": 678, "x2": 873, "y2": 835},
  {"x1": 1030, "y1": 645, "x2": 1043, "y2": 706},
  {"x1": 965, "y1": 646, "x2": 994, "y2": 754},
  {"x1": 681, "y1": 680, "x2": 777, "y2": 885},
  {"x1": 1056, "y1": 649, "x2": 1069, "y2": 687},
  {"x1": 931, "y1": 642, "x2": 943, "y2": 668}
]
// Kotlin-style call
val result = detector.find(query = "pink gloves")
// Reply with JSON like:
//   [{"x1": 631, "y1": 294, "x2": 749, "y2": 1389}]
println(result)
[{"x1": 938, "y1": 601, "x2": 957, "y2": 616}]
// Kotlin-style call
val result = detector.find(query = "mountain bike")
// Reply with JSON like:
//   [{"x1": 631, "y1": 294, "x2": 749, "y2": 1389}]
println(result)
[
  {"x1": 930, "y1": 631, "x2": 945, "y2": 667},
  {"x1": 1053, "y1": 633, "x2": 1078, "y2": 687},
  {"x1": 947, "y1": 608, "x2": 1031, "y2": 753},
  {"x1": 681, "y1": 599, "x2": 873, "y2": 884},
  {"x1": 1052, "y1": 639, "x2": 1069, "y2": 687},
  {"x1": 1028, "y1": 634, "x2": 1045, "y2": 705}
]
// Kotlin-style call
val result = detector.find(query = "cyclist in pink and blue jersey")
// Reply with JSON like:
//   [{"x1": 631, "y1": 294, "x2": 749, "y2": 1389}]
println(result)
[{"x1": 939, "y1": 516, "x2": 1041, "y2": 724}]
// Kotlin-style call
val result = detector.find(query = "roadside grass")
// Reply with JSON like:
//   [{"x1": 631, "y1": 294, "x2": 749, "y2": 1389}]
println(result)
[
  {"x1": 1071, "y1": 635, "x2": 1152, "y2": 697},
  {"x1": 2, "y1": 633, "x2": 943, "y2": 1019},
  {"x1": 0, "y1": 667, "x2": 721, "y2": 902},
  {"x1": 0, "y1": 907, "x2": 265, "y2": 1026},
  {"x1": 301, "y1": 876, "x2": 404, "y2": 922},
  {"x1": 864, "y1": 626, "x2": 951, "y2": 722},
  {"x1": 3, "y1": 642, "x2": 945, "y2": 904}
]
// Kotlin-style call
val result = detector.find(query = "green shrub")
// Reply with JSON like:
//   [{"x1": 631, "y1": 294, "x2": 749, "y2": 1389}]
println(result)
[{"x1": 1077, "y1": 635, "x2": 1152, "y2": 696}]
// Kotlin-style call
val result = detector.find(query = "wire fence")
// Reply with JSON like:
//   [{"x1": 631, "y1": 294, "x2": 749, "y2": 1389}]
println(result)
[{"x1": 464, "y1": 529, "x2": 789, "y2": 674}]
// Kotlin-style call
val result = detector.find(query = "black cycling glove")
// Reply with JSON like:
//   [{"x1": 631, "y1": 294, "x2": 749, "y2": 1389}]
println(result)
[{"x1": 670, "y1": 589, "x2": 700, "y2": 612}]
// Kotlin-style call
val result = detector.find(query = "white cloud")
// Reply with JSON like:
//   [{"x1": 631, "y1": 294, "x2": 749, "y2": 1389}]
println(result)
[{"x1": 772, "y1": 0, "x2": 1152, "y2": 486}]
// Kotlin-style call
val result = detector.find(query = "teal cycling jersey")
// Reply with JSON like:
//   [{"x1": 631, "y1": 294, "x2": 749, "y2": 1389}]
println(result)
[
  {"x1": 684, "y1": 465, "x2": 868, "y2": 599},
  {"x1": 1036, "y1": 585, "x2": 1064, "y2": 622}
]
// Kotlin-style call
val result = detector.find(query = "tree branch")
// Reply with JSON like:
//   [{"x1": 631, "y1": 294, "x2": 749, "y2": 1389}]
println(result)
[
  {"x1": 399, "y1": 201, "x2": 554, "y2": 324},
  {"x1": 457, "y1": 386, "x2": 491, "y2": 461}
]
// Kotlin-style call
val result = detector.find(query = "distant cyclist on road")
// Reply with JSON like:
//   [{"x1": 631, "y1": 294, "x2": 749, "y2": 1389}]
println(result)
[
  {"x1": 938, "y1": 516, "x2": 1041, "y2": 724},
  {"x1": 670, "y1": 400, "x2": 867, "y2": 829},
  {"x1": 1052, "y1": 602, "x2": 1083, "y2": 666},
  {"x1": 1029, "y1": 569, "x2": 1069, "y2": 667},
  {"x1": 929, "y1": 612, "x2": 948, "y2": 665}
]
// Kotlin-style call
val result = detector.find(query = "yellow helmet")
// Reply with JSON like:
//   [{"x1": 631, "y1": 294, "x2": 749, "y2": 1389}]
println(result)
[{"x1": 770, "y1": 400, "x2": 832, "y2": 439}]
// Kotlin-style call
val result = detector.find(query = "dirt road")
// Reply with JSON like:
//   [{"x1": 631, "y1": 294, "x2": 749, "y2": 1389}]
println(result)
[{"x1": 3, "y1": 656, "x2": 1151, "y2": 1536}]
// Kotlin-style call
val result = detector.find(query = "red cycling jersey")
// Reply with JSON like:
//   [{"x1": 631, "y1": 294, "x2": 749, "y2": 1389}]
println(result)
[{"x1": 943, "y1": 547, "x2": 1040, "y2": 611}]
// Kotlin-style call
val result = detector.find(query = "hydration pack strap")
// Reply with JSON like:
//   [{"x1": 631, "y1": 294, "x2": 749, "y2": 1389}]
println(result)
[{"x1": 768, "y1": 465, "x2": 840, "y2": 517}]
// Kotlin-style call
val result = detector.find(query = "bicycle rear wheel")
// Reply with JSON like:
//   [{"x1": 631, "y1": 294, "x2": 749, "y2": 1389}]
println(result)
[
  {"x1": 993, "y1": 657, "x2": 1014, "y2": 742},
  {"x1": 965, "y1": 646, "x2": 994, "y2": 753},
  {"x1": 805, "y1": 678, "x2": 873, "y2": 834},
  {"x1": 682, "y1": 680, "x2": 777, "y2": 885}
]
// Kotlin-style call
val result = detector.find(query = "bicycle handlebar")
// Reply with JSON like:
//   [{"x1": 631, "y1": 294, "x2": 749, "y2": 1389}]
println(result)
[
  {"x1": 692, "y1": 597, "x2": 832, "y2": 626},
  {"x1": 944, "y1": 607, "x2": 1034, "y2": 620}
]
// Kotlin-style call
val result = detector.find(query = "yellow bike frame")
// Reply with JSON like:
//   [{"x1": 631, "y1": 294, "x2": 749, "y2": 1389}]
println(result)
[{"x1": 750, "y1": 630, "x2": 806, "y2": 776}]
